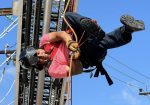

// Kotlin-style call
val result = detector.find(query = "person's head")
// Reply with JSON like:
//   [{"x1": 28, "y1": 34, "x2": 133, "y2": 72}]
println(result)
[
  {"x1": 36, "y1": 49, "x2": 50, "y2": 64},
  {"x1": 19, "y1": 46, "x2": 49, "y2": 70}
]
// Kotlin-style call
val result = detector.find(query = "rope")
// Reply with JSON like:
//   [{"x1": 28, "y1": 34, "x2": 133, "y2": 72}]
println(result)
[
  {"x1": 104, "y1": 63, "x2": 146, "y2": 85},
  {"x1": 108, "y1": 55, "x2": 150, "y2": 80},
  {"x1": 63, "y1": 0, "x2": 78, "y2": 43},
  {"x1": 0, "y1": 18, "x2": 18, "y2": 40},
  {"x1": 0, "y1": 68, "x2": 5, "y2": 87},
  {"x1": 0, "y1": 80, "x2": 15, "y2": 104},
  {"x1": 62, "y1": 0, "x2": 78, "y2": 105},
  {"x1": 7, "y1": 100, "x2": 14, "y2": 105},
  {"x1": 66, "y1": 55, "x2": 73, "y2": 105},
  {"x1": 111, "y1": 75, "x2": 142, "y2": 89},
  {"x1": 63, "y1": 0, "x2": 88, "y2": 104},
  {"x1": 0, "y1": 23, "x2": 18, "y2": 40},
  {"x1": 78, "y1": 31, "x2": 85, "y2": 45}
]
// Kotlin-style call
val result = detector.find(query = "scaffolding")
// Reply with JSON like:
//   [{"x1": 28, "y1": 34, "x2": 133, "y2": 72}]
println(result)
[{"x1": 14, "y1": 0, "x2": 78, "y2": 105}]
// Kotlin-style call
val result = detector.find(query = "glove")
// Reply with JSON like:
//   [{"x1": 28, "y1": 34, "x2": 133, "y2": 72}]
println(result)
[
  {"x1": 66, "y1": 40, "x2": 79, "y2": 52},
  {"x1": 72, "y1": 50, "x2": 80, "y2": 59}
]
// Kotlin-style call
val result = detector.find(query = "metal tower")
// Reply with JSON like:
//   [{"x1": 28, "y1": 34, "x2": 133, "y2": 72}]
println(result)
[{"x1": 14, "y1": 0, "x2": 78, "y2": 105}]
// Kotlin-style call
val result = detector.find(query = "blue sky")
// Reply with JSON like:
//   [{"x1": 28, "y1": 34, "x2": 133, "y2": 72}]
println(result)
[
  {"x1": 0, "y1": 0, "x2": 16, "y2": 105},
  {"x1": 73, "y1": 0, "x2": 150, "y2": 105},
  {"x1": 0, "y1": 0, "x2": 150, "y2": 105}
]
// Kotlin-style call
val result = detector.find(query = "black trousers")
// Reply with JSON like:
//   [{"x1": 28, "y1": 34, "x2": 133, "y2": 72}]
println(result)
[
  {"x1": 65, "y1": 12, "x2": 133, "y2": 85},
  {"x1": 65, "y1": 12, "x2": 132, "y2": 66}
]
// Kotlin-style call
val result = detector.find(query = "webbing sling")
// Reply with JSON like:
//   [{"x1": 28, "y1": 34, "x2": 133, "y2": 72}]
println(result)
[
  {"x1": 94, "y1": 62, "x2": 113, "y2": 86},
  {"x1": 82, "y1": 62, "x2": 113, "y2": 86}
]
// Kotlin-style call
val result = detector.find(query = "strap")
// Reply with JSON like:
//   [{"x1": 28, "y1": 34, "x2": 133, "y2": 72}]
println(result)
[
  {"x1": 83, "y1": 68, "x2": 95, "y2": 78},
  {"x1": 94, "y1": 62, "x2": 113, "y2": 86},
  {"x1": 82, "y1": 66, "x2": 96, "y2": 73}
]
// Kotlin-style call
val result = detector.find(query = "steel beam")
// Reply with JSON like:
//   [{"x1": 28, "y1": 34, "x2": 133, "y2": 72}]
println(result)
[
  {"x1": 14, "y1": 0, "x2": 23, "y2": 105},
  {"x1": 36, "y1": 0, "x2": 52, "y2": 105},
  {"x1": 0, "y1": 50, "x2": 16, "y2": 54},
  {"x1": 0, "y1": 8, "x2": 12, "y2": 15}
]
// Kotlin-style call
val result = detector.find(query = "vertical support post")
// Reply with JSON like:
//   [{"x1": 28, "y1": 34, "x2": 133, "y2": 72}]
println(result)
[
  {"x1": 36, "y1": 0, "x2": 52, "y2": 105},
  {"x1": 73, "y1": 0, "x2": 79, "y2": 12},
  {"x1": 14, "y1": 0, "x2": 23, "y2": 105}
]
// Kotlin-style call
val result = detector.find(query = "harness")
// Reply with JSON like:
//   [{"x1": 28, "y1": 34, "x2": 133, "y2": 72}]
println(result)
[
  {"x1": 79, "y1": 36, "x2": 113, "y2": 86},
  {"x1": 95, "y1": 62, "x2": 113, "y2": 85},
  {"x1": 82, "y1": 59, "x2": 113, "y2": 86}
]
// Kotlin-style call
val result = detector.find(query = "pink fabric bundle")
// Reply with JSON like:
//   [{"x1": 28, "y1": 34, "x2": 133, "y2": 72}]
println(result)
[{"x1": 40, "y1": 34, "x2": 70, "y2": 78}]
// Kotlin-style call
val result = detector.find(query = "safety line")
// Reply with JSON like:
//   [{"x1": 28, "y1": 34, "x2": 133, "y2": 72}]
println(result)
[
  {"x1": 0, "y1": 23, "x2": 18, "y2": 40},
  {"x1": 111, "y1": 75, "x2": 142, "y2": 89},
  {"x1": 104, "y1": 63, "x2": 146, "y2": 85},
  {"x1": 0, "y1": 18, "x2": 18, "y2": 40},
  {"x1": 62, "y1": 0, "x2": 77, "y2": 105},
  {"x1": 104, "y1": 63, "x2": 146, "y2": 86},
  {"x1": 108, "y1": 54, "x2": 150, "y2": 80},
  {"x1": 0, "y1": 18, "x2": 18, "y2": 36},
  {"x1": 112, "y1": 75, "x2": 150, "y2": 103},
  {"x1": 63, "y1": 0, "x2": 78, "y2": 43},
  {"x1": 0, "y1": 80, "x2": 15, "y2": 104},
  {"x1": 0, "y1": 68, "x2": 5, "y2": 87},
  {"x1": 7, "y1": 100, "x2": 14, "y2": 105}
]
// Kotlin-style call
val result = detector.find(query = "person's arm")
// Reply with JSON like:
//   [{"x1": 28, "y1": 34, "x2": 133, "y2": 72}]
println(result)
[
  {"x1": 40, "y1": 31, "x2": 79, "y2": 58},
  {"x1": 47, "y1": 31, "x2": 78, "y2": 51},
  {"x1": 46, "y1": 31, "x2": 72, "y2": 43}
]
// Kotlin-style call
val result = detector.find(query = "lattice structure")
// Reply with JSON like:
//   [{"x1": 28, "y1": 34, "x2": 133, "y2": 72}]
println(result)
[{"x1": 15, "y1": 0, "x2": 78, "y2": 105}]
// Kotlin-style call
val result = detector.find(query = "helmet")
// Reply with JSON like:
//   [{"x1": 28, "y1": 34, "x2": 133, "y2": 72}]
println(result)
[{"x1": 19, "y1": 46, "x2": 39, "y2": 69}]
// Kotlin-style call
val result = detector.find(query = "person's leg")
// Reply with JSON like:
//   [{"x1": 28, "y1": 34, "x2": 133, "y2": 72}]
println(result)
[
  {"x1": 65, "y1": 12, "x2": 105, "y2": 40},
  {"x1": 97, "y1": 27, "x2": 132, "y2": 49},
  {"x1": 95, "y1": 14, "x2": 145, "y2": 49}
]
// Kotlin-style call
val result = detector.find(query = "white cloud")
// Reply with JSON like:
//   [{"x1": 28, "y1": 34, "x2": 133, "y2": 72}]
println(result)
[{"x1": 122, "y1": 89, "x2": 141, "y2": 105}]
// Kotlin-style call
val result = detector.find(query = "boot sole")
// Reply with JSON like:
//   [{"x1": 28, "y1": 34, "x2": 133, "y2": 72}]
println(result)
[{"x1": 120, "y1": 15, "x2": 145, "y2": 31}]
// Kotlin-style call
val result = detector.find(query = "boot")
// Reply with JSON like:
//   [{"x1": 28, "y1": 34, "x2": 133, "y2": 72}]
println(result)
[
  {"x1": 120, "y1": 14, "x2": 145, "y2": 33},
  {"x1": 80, "y1": 18, "x2": 105, "y2": 40}
]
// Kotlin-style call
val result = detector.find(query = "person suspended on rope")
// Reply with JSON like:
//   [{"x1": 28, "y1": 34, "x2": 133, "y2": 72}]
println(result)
[
  {"x1": 19, "y1": 30, "x2": 83, "y2": 78},
  {"x1": 19, "y1": 12, "x2": 145, "y2": 85},
  {"x1": 64, "y1": 12, "x2": 145, "y2": 85}
]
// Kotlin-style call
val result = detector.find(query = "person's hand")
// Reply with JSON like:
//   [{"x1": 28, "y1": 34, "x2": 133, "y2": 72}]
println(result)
[
  {"x1": 72, "y1": 50, "x2": 80, "y2": 59},
  {"x1": 68, "y1": 50, "x2": 80, "y2": 62},
  {"x1": 66, "y1": 40, "x2": 79, "y2": 52}
]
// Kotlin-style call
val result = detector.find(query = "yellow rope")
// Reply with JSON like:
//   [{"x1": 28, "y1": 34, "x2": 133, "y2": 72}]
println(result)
[
  {"x1": 62, "y1": 0, "x2": 77, "y2": 105},
  {"x1": 62, "y1": 0, "x2": 89, "y2": 104},
  {"x1": 63, "y1": 0, "x2": 78, "y2": 42}
]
